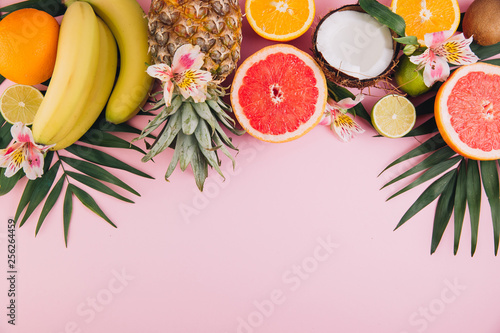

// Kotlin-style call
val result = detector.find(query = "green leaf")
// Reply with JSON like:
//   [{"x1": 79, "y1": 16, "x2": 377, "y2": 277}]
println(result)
[
  {"x1": 0, "y1": 168, "x2": 23, "y2": 196},
  {"x1": 393, "y1": 36, "x2": 418, "y2": 45},
  {"x1": 191, "y1": 147, "x2": 208, "y2": 191},
  {"x1": 480, "y1": 160, "x2": 500, "y2": 255},
  {"x1": 134, "y1": 95, "x2": 182, "y2": 141},
  {"x1": 214, "y1": 119, "x2": 238, "y2": 150},
  {"x1": 193, "y1": 101, "x2": 217, "y2": 133},
  {"x1": 181, "y1": 103, "x2": 200, "y2": 135},
  {"x1": 484, "y1": 58, "x2": 500, "y2": 66},
  {"x1": 467, "y1": 159, "x2": 481, "y2": 256},
  {"x1": 404, "y1": 117, "x2": 438, "y2": 137},
  {"x1": 18, "y1": 161, "x2": 61, "y2": 227},
  {"x1": 36, "y1": 176, "x2": 65, "y2": 236},
  {"x1": 79, "y1": 130, "x2": 146, "y2": 155},
  {"x1": 179, "y1": 133, "x2": 198, "y2": 171},
  {"x1": 381, "y1": 146, "x2": 456, "y2": 189},
  {"x1": 395, "y1": 169, "x2": 456, "y2": 230},
  {"x1": 379, "y1": 134, "x2": 446, "y2": 175},
  {"x1": 359, "y1": 0, "x2": 406, "y2": 36},
  {"x1": 430, "y1": 171, "x2": 457, "y2": 254},
  {"x1": 213, "y1": 131, "x2": 236, "y2": 169},
  {"x1": 59, "y1": 156, "x2": 139, "y2": 196},
  {"x1": 69, "y1": 184, "x2": 117, "y2": 228},
  {"x1": 0, "y1": 0, "x2": 66, "y2": 18},
  {"x1": 470, "y1": 41, "x2": 500, "y2": 60},
  {"x1": 165, "y1": 141, "x2": 181, "y2": 181},
  {"x1": 0, "y1": 122, "x2": 13, "y2": 149},
  {"x1": 327, "y1": 82, "x2": 371, "y2": 123},
  {"x1": 195, "y1": 119, "x2": 224, "y2": 178},
  {"x1": 63, "y1": 186, "x2": 73, "y2": 247},
  {"x1": 65, "y1": 144, "x2": 153, "y2": 179},
  {"x1": 415, "y1": 96, "x2": 437, "y2": 116},
  {"x1": 66, "y1": 171, "x2": 134, "y2": 203},
  {"x1": 453, "y1": 159, "x2": 467, "y2": 255},
  {"x1": 14, "y1": 179, "x2": 37, "y2": 222},
  {"x1": 142, "y1": 109, "x2": 182, "y2": 162},
  {"x1": 0, "y1": 75, "x2": 4, "y2": 85},
  {"x1": 387, "y1": 155, "x2": 462, "y2": 200}
]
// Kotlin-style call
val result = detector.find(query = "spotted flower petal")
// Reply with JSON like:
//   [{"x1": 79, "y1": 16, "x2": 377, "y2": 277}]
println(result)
[
  {"x1": 146, "y1": 63, "x2": 173, "y2": 82},
  {"x1": 175, "y1": 69, "x2": 212, "y2": 103},
  {"x1": 332, "y1": 109, "x2": 365, "y2": 142},
  {"x1": 434, "y1": 33, "x2": 479, "y2": 65},
  {"x1": 422, "y1": 51, "x2": 450, "y2": 87},
  {"x1": 424, "y1": 30, "x2": 454, "y2": 48},
  {"x1": 172, "y1": 44, "x2": 205, "y2": 73},
  {"x1": 0, "y1": 123, "x2": 53, "y2": 180}
]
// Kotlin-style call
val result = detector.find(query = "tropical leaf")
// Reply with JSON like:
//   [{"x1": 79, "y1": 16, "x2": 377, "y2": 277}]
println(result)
[
  {"x1": 467, "y1": 159, "x2": 481, "y2": 256},
  {"x1": 453, "y1": 159, "x2": 467, "y2": 255},
  {"x1": 69, "y1": 184, "x2": 116, "y2": 228},
  {"x1": 65, "y1": 144, "x2": 153, "y2": 179},
  {"x1": 358, "y1": 0, "x2": 406, "y2": 36},
  {"x1": 63, "y1": 186, "x2": 73, "y2": 247},
  {"x1": 394, "y1": 169, "x2": 456, "y2": 230},
  {"x1": 404, "y1": 117, "x2": 438, "y2": 137},
  {"x1": 65, "y1": 171, "x2": 134, "y2": 203},
  {"x1": 327, "y1": 81, "x2": 371, "y2": 123},
  {"x1": 78, "y1": 130, "x2": 146, "y2": 155},
  {"x1": 480, "y1": 160, "x2": 500, "y2": 255},
  {"x1": 430, "y1": 171, "x2": 457, "y2": 254},
  {"x1": 0, "y1": 0, "x2": 66, "y2": 18},
  {"x1": 36, "y1": 176, "x2": 64, "y2": 236},
  {"x1": 470, "y1": 41, "x2": 500, "y2": 60}
]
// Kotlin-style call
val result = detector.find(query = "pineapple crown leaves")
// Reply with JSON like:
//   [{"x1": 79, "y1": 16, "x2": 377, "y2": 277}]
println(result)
[
  {"x1": 135, "y1": 86, "x2": 244, "y2": 191},
  {"x1": 0, "y1": 115, "x2": 154, "y2": 247}
]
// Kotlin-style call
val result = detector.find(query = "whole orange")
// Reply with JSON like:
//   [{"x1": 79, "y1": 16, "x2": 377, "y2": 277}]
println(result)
[{"x1": 0, "y1": 8, "x2": 59, "y2": 85}]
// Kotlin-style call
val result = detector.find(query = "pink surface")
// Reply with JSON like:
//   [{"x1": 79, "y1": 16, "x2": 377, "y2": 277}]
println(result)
[{"x1": 1, "y1": 0, "x2": 500, "y2": 332}]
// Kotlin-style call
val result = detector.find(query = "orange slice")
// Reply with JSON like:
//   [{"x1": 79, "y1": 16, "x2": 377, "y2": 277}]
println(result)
[
  {"x1": 230, "y1": 44, "x2": 327, "y2": 143},
  {"x1": 391, "y1": 0, "x2": 460, "y2": 44},
  {"x1": 245, "y1": 0, "x2": 315, "y2": 41},
  {"x1": 435, "y1": 62, "x2": 500, "y2": 160}
]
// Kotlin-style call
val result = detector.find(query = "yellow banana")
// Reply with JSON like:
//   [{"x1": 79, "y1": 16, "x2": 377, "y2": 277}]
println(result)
[
  {"x1": 52, "y1": 18, "x2": 118, "y2": 151},
  {"x1": 65, "y1": 0, "x2": 154, "y2": 124},
  {"x1": 32, "y1": 2, "x2": 100, "y2": 145}
]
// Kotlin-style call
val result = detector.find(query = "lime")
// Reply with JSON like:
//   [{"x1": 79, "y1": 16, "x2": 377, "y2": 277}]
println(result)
[
  {"x1": 0, "y1": 84, "x2": 43, "y2": 125},
  {"x1": 372, "y1": 94, "x2": 416, "y2": 138},
  {"x1": 394, "y1": 53, "x2": 431, "y2": 97}
]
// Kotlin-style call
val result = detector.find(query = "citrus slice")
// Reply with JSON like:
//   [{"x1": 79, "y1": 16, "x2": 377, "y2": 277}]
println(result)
[
  {"x1": 0, "y1": 84, "x2": 43, "y2": 125},
  {"x1": 435, "y1": 62, "x2": 500, "y2": 160},
  {"x1": 391, "y1": 0, "x2": 460, "y2": 44},
  {"x1": 245, "y1": 0, "x2": 315, "y2": 41},
  {"x1": 231, "y1": 44, "x2": 327, "y2": 143},
  {"x1": 372, "y1": 94, "x2": 416, "y2": 138}
]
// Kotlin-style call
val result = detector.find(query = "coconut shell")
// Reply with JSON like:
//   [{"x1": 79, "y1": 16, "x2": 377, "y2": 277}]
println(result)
[{"x1": 312, "y1": 4, "x2": 399, "y2": 89}]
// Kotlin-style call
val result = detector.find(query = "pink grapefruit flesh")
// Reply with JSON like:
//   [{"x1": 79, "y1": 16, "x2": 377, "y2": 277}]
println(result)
[
  {"x1": 231, "y1": 44, "x2": 327, "y2": 143},
  {"x1": 436, "y1": 62, "x2": 500, "y2": 160}
]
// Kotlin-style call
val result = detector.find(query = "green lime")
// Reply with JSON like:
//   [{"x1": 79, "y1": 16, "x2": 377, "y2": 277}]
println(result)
[
  {"x1": 394, "y1": 53, "x2": 431, "y2": 97},
  {"x1": 372, "y1": 94, "x2": 416, "y2": 138}
]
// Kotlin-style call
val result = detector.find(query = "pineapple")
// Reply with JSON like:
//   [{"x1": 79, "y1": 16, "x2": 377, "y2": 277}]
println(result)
[{"x1": 138, "y1": 0, "x2": 244, "y2": 190}]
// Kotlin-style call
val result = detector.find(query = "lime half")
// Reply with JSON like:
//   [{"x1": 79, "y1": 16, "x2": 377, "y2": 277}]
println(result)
[
  {"x1": 372, "y1": 94, "x2": 416, "y2": 138},
  {"x1": 0, "y1": 84, "x2": 43, "y2": 125}
]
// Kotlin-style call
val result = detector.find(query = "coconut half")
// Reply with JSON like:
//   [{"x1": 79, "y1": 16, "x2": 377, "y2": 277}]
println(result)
[{"x1": 312, "y1": 5, "x2": 399, "y2": 88}]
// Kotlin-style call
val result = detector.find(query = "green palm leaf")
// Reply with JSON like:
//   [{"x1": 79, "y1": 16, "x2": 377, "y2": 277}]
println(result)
[
  {"x1": 453, "y1": 159, "x2": 467, "y2": 255},
  {"x1": 480, "y1": 160, "x2": 500, "y2": 255},
  {"x1": 66, "y1": 171, "x2": 134, "y2": 203},
  {"x1": 467, "y1": 159, "x2": 481, "y2": 256},
  {"x1": 430, "y1": 171, "x2": 457, "y2": 254},
  {"x1": 36, "y1": 176, "x2": 65, "y2": 236}
]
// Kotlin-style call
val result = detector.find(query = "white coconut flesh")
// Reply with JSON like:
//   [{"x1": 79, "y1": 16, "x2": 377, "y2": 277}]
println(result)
[{"x1": 316, "y1": 10, "x2": 395, "y2": 80}]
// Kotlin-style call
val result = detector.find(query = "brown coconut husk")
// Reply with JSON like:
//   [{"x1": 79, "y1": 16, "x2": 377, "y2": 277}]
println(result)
[{"x1": 312, "y1": 4, "x2": 400, "y2": 89}]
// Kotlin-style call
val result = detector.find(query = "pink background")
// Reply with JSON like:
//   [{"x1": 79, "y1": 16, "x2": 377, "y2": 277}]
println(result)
[{"x1": 1, "y1": 0, "x2": 500, "y2": 332}]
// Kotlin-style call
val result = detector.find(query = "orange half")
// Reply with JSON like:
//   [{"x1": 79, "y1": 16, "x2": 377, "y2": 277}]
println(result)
[
  {"x1": 245, "y1": 0, "x2": 315, "y2": 41},
  {"x1": 391, "y1": 0, "x2": 460, "y2": 44}
]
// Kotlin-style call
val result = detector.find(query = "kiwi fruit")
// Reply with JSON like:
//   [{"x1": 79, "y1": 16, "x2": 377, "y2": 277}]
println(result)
[{"x1": 463, "y1": 0, "x2": 500, "y2": 46}]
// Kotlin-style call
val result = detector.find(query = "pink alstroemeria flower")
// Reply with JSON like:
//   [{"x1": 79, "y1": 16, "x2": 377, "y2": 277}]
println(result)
[
  {"x1": 410, "y1": 30, "x2": 479, "y2": 87},
  {"x1": 0, "y1": 122, "x2": 53, "y2": 180},
  {"x1": 146, "y1": 44, "x2": 212, "y2": 106},
  {"x1": 320, "y1": 94, "x2": 365, "y2": 142}
]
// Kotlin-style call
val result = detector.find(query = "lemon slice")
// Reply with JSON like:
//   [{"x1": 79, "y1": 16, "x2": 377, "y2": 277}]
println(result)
[
  {"x1": 372, "y1": 94, "x2": 416, "y2": 138},
  {"x1": 0, "y1": 84, "x2": 43, "y2": 125}
]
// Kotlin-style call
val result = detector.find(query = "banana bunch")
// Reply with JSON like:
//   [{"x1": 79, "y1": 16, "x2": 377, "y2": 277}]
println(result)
[{"x1": 32, "y1": 0, "x2": 153, "y2": 150}]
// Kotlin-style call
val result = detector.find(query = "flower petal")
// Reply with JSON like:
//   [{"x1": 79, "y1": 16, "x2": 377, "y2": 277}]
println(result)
[
  {"x1": 163, "y1": 79, "x2": 175, "y2": 107},
  {"x1": 336, "y1": 94, "x2": 364, "y2": 110},
  {"x1": 422, "y1": 52, "x2": 450, "y2": 87},
  {"x1": 146, "y1": 64, "x2": 173, "y2": 82},
  {"x1": 435, "y1": 33, "x2": 479, "y2": 65},
  {"x1": 172, "y1": 44, "x2": 205, "y2": 73},
  {"x1": 23, "y1": 145, "x2": 44, "y2": 180},
  {"x1": 410, "y1": 48, "x2": 431, "y2": 68},
  {"x1": 11, "y1": 122, "x2": 34, "y2": 144},
  {"x1": 424, "y1": 30, "x2": 454, "y2": 48},
  {"x1": 332, "y1": 109, "x2": 365, "y2": 142},
  {"x1": 175, "y1": 69, "x2": 212, "y2": 103},
  {"x1": 3, "y1": 148, "x2": 24, "y2": 178}
]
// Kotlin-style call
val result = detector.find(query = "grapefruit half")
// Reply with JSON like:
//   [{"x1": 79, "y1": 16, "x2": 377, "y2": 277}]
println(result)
[
  {"x1": 435, "y1": 62, "x2": 500, "y2": 160},
  {"x1": 231, "y1": 44, "x2": 327, "y2": 143}
]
